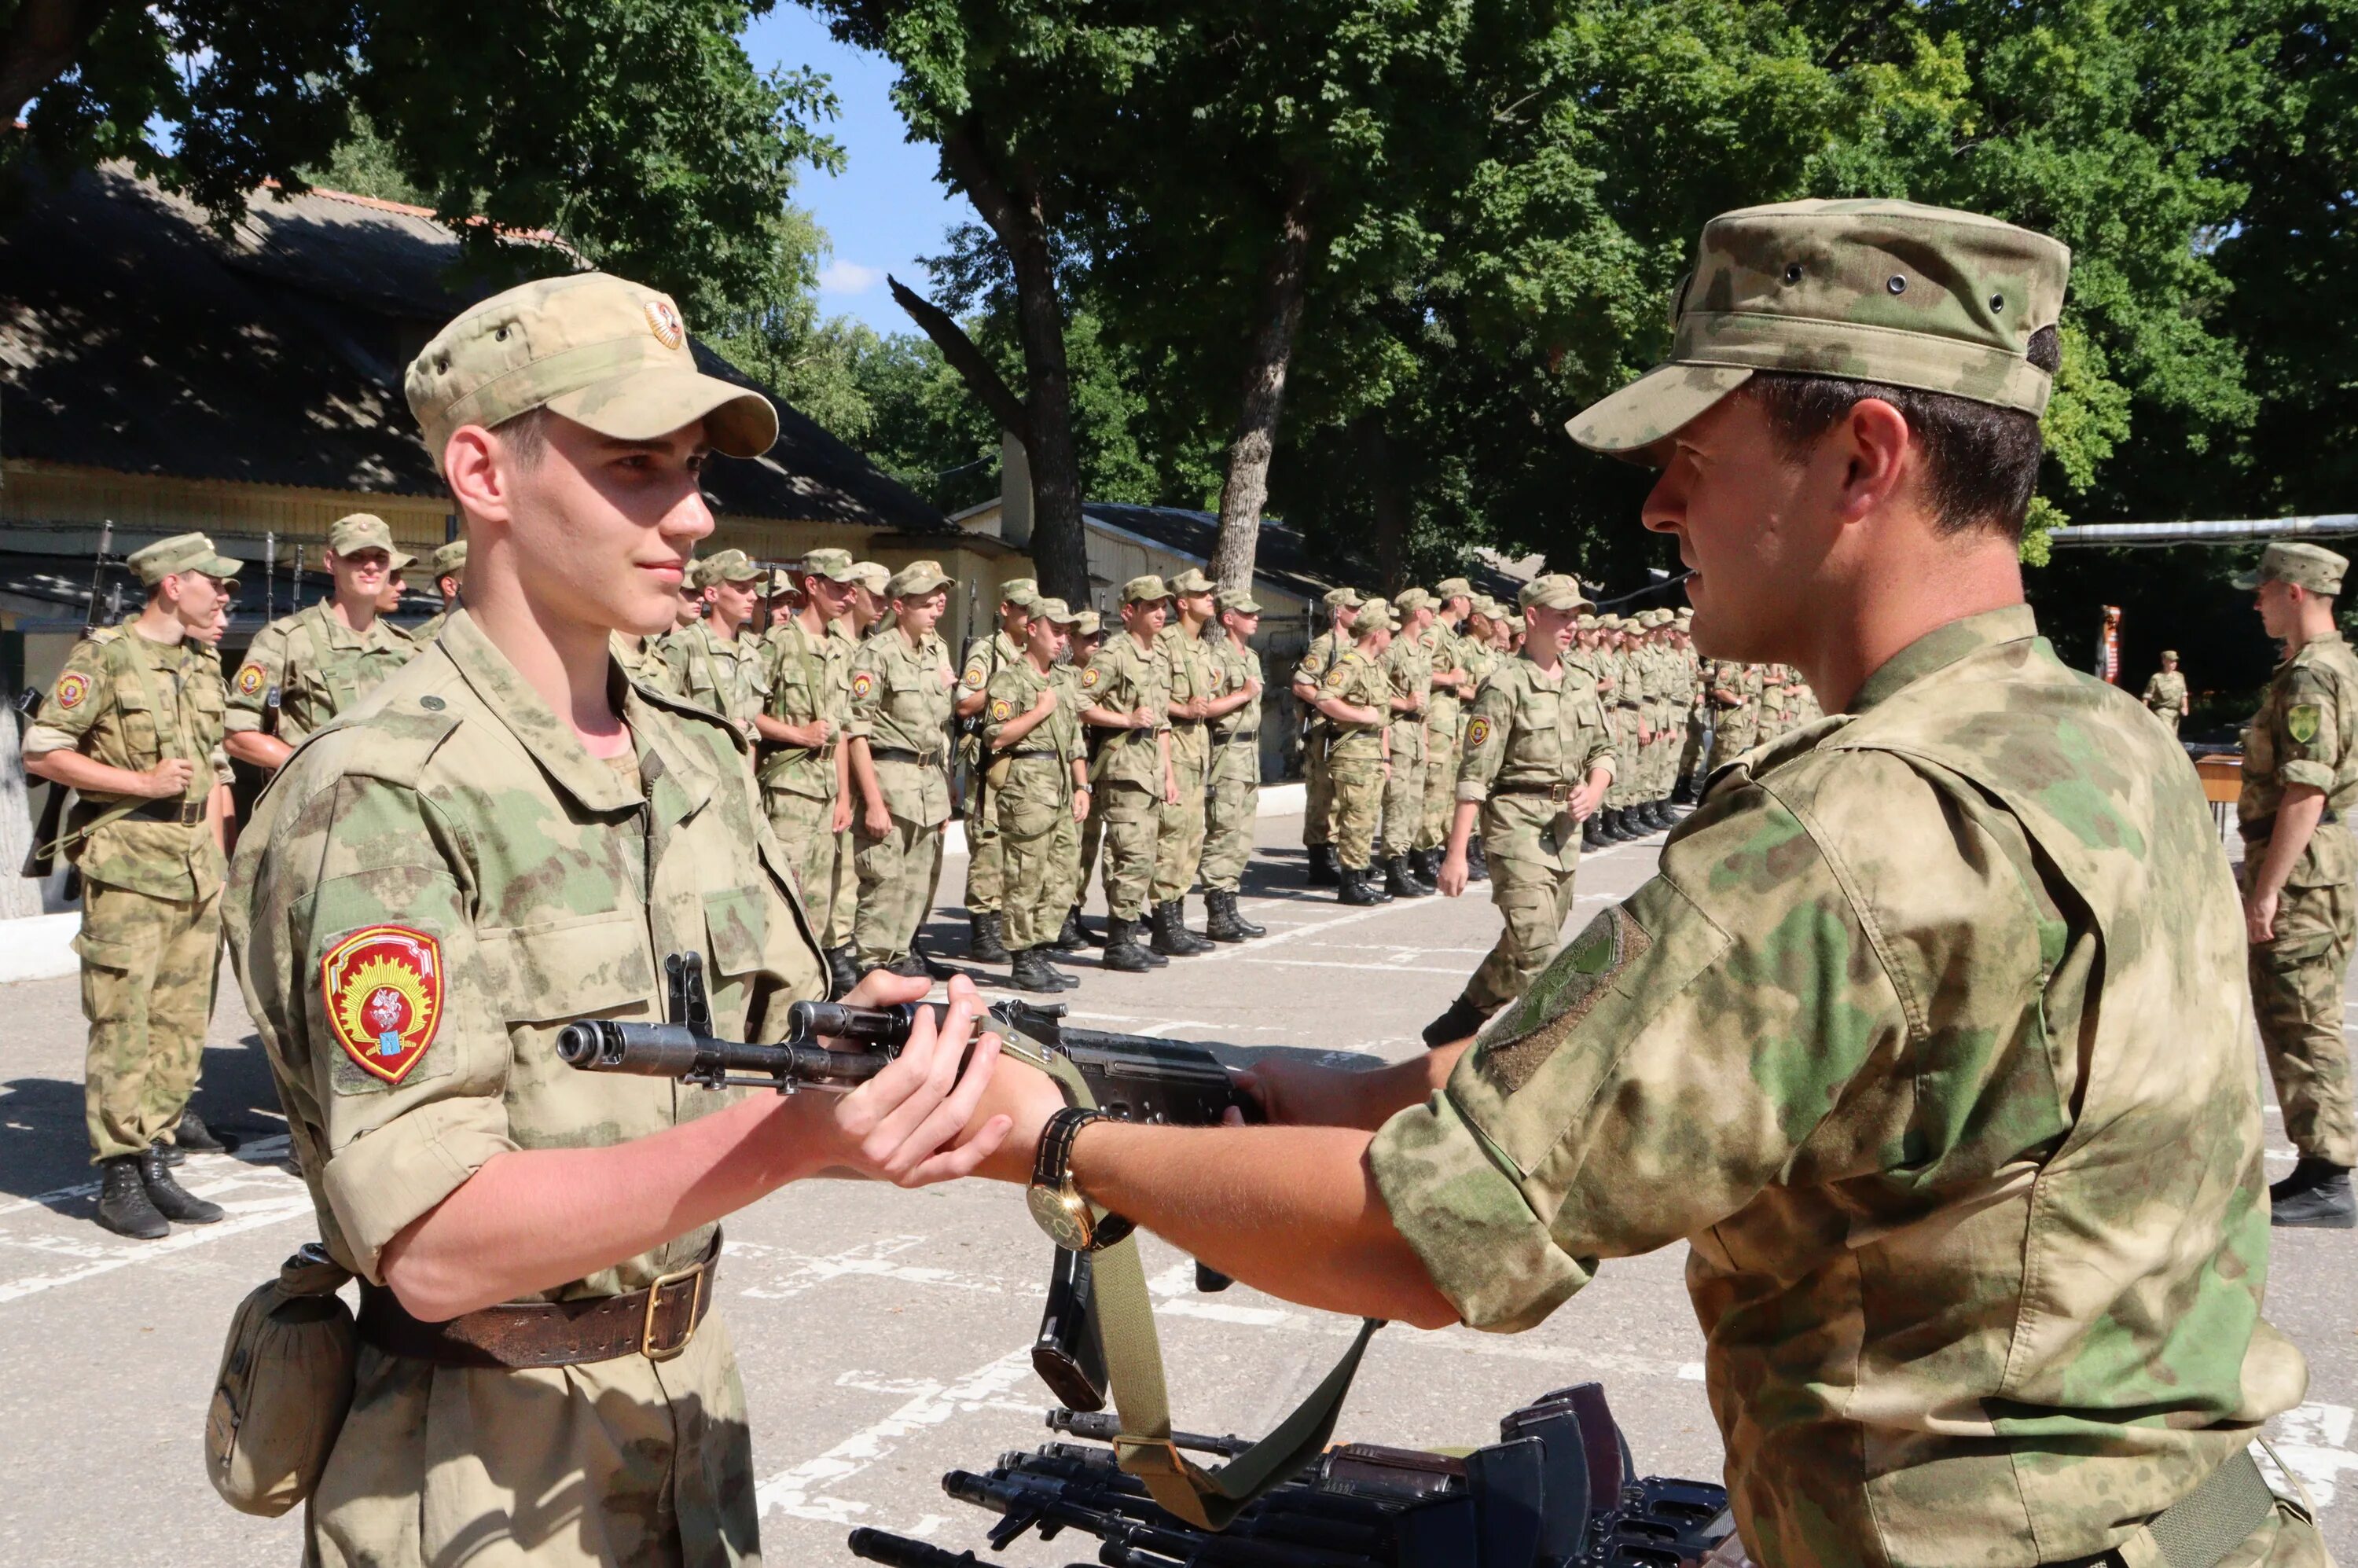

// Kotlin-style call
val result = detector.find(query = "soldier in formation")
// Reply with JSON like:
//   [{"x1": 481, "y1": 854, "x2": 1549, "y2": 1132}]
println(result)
[
  {"x1": 757, "y1": 547, "x2": 863, "y2": 996},
  {"x1": 2238, "y1": 542, "x2": 2358, "y2": 1227},
  {"x1": 955, "y1": 578, "x2": 1041, "y2": 965},
  {"x1": 959, "y1": 196, "x2": 2323, "y2": 1568},
  {"x1": 1318, "y1": 596, "x2": 1399, "y2": 905},
  {"x1": 983, "y1": 597, "x2": 1090, "y2": 991},
  {"x1": 1150, "y1": 568, "x2": 1221, "y2": 954},
  {"x1": 661, "y1": 547, "x2": 766, "y2": 731},
  {"x1": 1377, "y1": 588, "x2": 1437, "y2": 898},
  {"x1": 1080, "y1": 576, "x2": 1178, "y2": 971},
  {"x1": 847, "y1": 560, "x2": 958, "y2": 978},
  {"x1": 1292, "y1": 586, "x2": 1360, "y2": 887},
  {"x1": 225, "y1": 511, "x2": 417, "y2": 773},
  {"x1": 1200, "y1": 588, "x2": 1269, "y2": 942},
  {"x1": 1417, "y1": 578, "x2": 1479, "y2": 889},
  {"x1": 22, "y1": 533, "x2": 246, "y2": 1237},
  {"x1": 411, "y1": 538, "x2": 466, "y2": 646},
  {"x1": 2143, "y1": 648, "x2": 2191, "y2": 736}
]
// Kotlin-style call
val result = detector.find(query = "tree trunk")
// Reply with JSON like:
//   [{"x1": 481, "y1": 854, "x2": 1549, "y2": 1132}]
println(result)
[
  {"x1": 0, "y1": 0, "x2": 121, "y2": 128},
  {"x1": 1359, "y1": 416, "x2": 1412, "y2": 591},
  {"x1": 938, "y1": 119, "x2": 1091, "y2": 604},
  {"x1": 1211, "y1": 165, "x2": 1317, "y2": 594}
]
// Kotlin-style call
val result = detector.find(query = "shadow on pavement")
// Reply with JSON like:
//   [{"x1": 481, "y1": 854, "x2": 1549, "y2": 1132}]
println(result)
[{"x1": 0, "y1": 1035, "x2": 289, "y2": 1205}]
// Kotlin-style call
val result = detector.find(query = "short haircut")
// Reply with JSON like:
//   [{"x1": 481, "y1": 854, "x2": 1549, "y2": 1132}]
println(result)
[
  {"x1": 490, "y1": 406, "x2": 555, "y2": 468},
  {"x1": 1739, "y1": 325, "x2": 2061, "y2": 542}
]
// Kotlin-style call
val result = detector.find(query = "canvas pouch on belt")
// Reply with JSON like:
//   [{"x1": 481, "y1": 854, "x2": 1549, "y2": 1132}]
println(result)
[{"x1": 205, "y1": 1242, "x2": 358, "y2": 1517}]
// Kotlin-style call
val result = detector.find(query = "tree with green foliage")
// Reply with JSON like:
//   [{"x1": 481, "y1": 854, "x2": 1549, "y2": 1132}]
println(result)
[{"x1": 2, "y1": 0, "x2": 839, "y2": 321}]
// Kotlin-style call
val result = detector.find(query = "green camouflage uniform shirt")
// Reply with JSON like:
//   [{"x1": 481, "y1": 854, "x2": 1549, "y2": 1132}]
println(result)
[
  {"x1": 759, "y1": 617, "x2": 854, "y2": 802},
  {"x1": 661, "y1": 619, "x2": 766, "y2": 733},
  {"x1": 847, "y1": 628, "x2": 955, "y2": 824},
  {"x1": 226, "y1": 601, "x2": 416, "y2": 747},
  {"x1": 1372, "y1": 608, "x2": 2302, "y2": 1567},
  {"x1": 1085, "y1": 633, "x2": 1173, "y2": 790}
]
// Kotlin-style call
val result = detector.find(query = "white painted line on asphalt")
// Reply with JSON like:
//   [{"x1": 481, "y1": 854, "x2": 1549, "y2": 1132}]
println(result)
[
  {"x1": 1238, "y1": 958, "x2": 1469, "y2": 975},
  {"x1": 0, "y1": 1193, "x2": 313, "y2": 1305},
  {"x1": 736, "y1": 1236, "x2": 1019, "y2": 1302},
  {"x1": 0, "y1": 1135, "x2": 294, "y2": 1219},
  {"x1": 755, "y1": 1346, "x2": 1038, "y2": 1529},
  {"x1": 2266, "y1": 1402, "x2": 2358, "y2": 1511}
]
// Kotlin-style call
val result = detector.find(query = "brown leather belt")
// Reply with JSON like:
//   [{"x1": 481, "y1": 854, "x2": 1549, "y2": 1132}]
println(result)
[
  {"x1": 870, "y1": 747, "x2": 944, "y2": 766},
  {"x1": 2242, "y1": 807, "x2": 2340, "y2": 839},
  {"x1": 356, "y1": 1237, "x2": 719, "y2": 1368},
  {"x1": 121, "y1": 798, "x2": 206, "y2": 825},
  {"x1": 1491, "y1": 780, "x2": 1578, "y2": 802}
]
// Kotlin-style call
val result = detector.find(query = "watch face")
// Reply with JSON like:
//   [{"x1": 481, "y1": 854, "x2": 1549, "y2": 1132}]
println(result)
[{"x1": 1028, "y1": 1182, "x2": 1093, "y2": 1251}]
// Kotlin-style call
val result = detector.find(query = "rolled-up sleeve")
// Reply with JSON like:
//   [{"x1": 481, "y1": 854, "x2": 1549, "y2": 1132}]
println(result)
[{"x1": 2275, "y1": 668, "x2": 2342, "y2": 792}]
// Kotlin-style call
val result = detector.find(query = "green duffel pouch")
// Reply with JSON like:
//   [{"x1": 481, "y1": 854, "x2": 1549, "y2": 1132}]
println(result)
[{"x1": 205, "y1": 1241, "x2": 358, "y2": 1517}]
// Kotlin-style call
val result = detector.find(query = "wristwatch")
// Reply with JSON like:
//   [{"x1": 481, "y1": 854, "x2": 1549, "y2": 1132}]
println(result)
[{"x1": 1027, "y1": 1107, "x2": 1134, "y2": 1252}]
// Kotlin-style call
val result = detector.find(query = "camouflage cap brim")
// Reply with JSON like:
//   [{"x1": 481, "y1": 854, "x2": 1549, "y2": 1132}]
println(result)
[
  {"x1": 1566, "y1": 363, "x2": 1756, "y2": 456},
  {"x1": 543, "y1": 369, "x2": 778, "y2": 461}
]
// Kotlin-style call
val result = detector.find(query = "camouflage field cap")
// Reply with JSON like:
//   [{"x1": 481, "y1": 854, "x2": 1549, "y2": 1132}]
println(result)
[
  {"x1": 429, "y1": 539, "x2": 468, "y2": 579},
  {"x1": 1394, "y1": 586, "x2": 1433, "y2": 614},
  {"x1": 1121, "y1": 574, "x2": 1172, "y2": 605},
  {"x1": 387, "y1": 549, "x2": 419, "y2": 572},
  {"x1": 1519, "y1": 573, "x2": 1594, "y2": 612},
  {"x1": 887, "y1": 559, "x2": 952, "y2": 598},
  {"x1": 1353, "y1": 597, "x2": 1398, "y2": 633},
  {"x1": 328, "y1": 513, "x2": 395, "y2": 557},
  {"x1": 1073, "y1": 608, "x2": 1104, "y2": 637},
  {"x1": 129, "y1": 532, "x2": 242, "y2": 586},
  {"x1": 1567, "y1": 199, "x2": 2071, "y2": 455},
  {"x1": 1434, "y1": 577, "x2": 1474, "y2": 600},
  {"x1": 850, "y1": 560, "x2": 891, "y2": 593},
  {"x1": 1169, "y1": 567, "x2": 1215, "y2": 597},
  {"x1": 1321, "y1": 586, "x2": 1364, "y2": 611},
  {"x1": 1216, "y1": 587, "x2": 1262, "y2": 615},
  {"x1": 998, "y1": 576, "x2": 1041, "y2": 608},
  {"x1": 1031, "y1": 596, "x2": 1079, "y2": 626},
  {"x1": 2233, "y1": 541, "x2": 2347, "y2": 596},
  {"x1": 2161, "y1": 648, "x2": 2180, "y2": 661},
  {"x1": 697, "y1": 549, "x2": 763, "y2": 587},
  {"x1": 799, "y1": 547, "x2": 859, "y2": 584},
  {"x1": 1576, "y1": 613, "x2": 1598, "y2": 630},
  {"x1": 406, "y1": 272, "x2": 778, "y2": 473}
]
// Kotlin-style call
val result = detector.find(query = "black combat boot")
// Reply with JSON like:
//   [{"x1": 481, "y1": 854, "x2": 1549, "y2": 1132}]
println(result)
[
  {"x1": 1203, "y1": 890, "x2": 1251, "y2": 943},
  {"x1": 1613, "y1": 808, "x2": 1643, "y2": 841},
  {"x1": 1007, "y1": 947, "x2": 1063, "y2": 993},
  {"x1": 139, "y1": 1145, "x2": 224, "y2": 1225},
  {"x1": 175, "y1": 1107, "x2": 230, "y2": 1154},
  {"x1": 826, "y1": 946, "x2": 862, "y2": 998},
  {"x1": 1101, "y1": 917, "x2": 1155, "y2": 972},
  {"x1": 1393, "y1": 855, "x2": 1438, "y2": 898},
  {"x1": 1339, "y1": 866, "x2": 1383, "y2": 906},
  {"x1": 151, "y1": 1138, "x2": 185, "y2": 1167},
  {"x1": 970, "y1": 910, "x2": 1011, "y2": 965},
  {"x1": 1581, "y1": 815, "x2": 1605, "y2": 851},
  {"x1": 1672, "y1": 774, "x2": 1696, "y2": 806},
  {"x1": 95, "y1": 1155, "x2": 168, "y2": 1240},
  {"x1": 1306, "y1": 845, "x2": 1341, "y2": 887},
  {"x1": 1653, "y1": 798, "x2": 1677, "y2": 829},
  {"x1": 1055, "y1": 907, "x2": 1093, "y2": 951},
  {"x1": 1151, "y1": 902, "x2": 1214, "y2": 957},
  {"x1": 1421, "y1": 996, "x2": 1492, "y2": 1050},
  {"x1": 1405, "y1": 854, "x2": 1438, "y2": 894},
  {"x1": 2272, "y1": 1160, "x2": 2358, "y2": 1228},
  {"x1": 887, "y1": 951, "x2": 929, "y2": 980},
  {"x1": 1465, "y1": 838, "x2": 1489, "y2": 883},
  {"x1": 1222, "y1": 890, "x2": 1266, "y2": 938}
]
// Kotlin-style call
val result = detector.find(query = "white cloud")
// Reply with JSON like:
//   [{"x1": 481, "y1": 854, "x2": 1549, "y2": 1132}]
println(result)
[{"x1": 819, "y1": 259, "x2": 884, "y2": 295}]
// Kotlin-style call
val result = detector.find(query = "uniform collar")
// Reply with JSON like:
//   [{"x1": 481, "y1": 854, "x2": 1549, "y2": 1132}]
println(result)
[
  {"x1": 1849, "y1": 604, "x2": 2040, "y2": 713},
  {"x1": 306, "y1": 600, "x2": 395, "y2": 650}
]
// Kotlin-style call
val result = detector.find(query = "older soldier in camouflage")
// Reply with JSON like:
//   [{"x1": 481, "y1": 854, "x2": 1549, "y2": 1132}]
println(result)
[
  {"x1": 1317, "y1": 598, "x2": 1398, "y2": 905},
  {"x1": 23, "y1": 532, "x2": 243, "y2": 1238},
  {"x1": 663, "y1": 548, "x2": 767, "y2": 733},
  {"x1": 1082, "y1": 577, "x2": 1179, "y2": 971},
  {"x1": 2236, "y1": 541, "x2": 2358, "y2": 1226},
  {"x1": 225, "y1": 512, "x2": 416, "y2": 771},
  {"x1": 2145, "y1": 648, "x2": 2191, "y2": 736},
  {"x1": 961, "y1": 200, "x2": 2321, "y2": 1568},
  {"x1": 410, "y1": 538, "x2": 467, "y2": 646},
  {"x1": 1199, "y1": 589, "x2": 1269, "y2": 942},
  {"x1": 1291, "y1": 586, "x2": 1360, "y2": 885},
  {"x1": 847, "y1": 560, "x2": 959, "y2": 977},
  {"x1": 983, "y1": 598, "x2": 1089, "y2": 992},
  {"x1": 1151, "y1": 568, "x2": 1221, "y2": 956},
  {"x1": 229, "y1": 274, "x2": 1007, "y2": 1568},
  {"x1": 1424, "y1": 573, "x2": 1615, "y2": 1048},
  {"x1": 758, "y1": 547, "x2": 863, "y2": 996},
  {"x1": 956, "y1": 578, "x2": 1040, "y2": 964},
  {"x1": 1378, "y1": 587, "x2": 1437, "y2": 896}
]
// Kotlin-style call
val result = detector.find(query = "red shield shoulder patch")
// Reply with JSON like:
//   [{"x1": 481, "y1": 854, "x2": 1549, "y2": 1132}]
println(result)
[
  {"x1": 990, "y1": 696, "x2": 1014, "y2": 722},
  {"x1": 850, "y1": 670, "x2": 876, "y2": 700},
  {"x1": 54, "y1": 673, "x2": 89, "y2": 710},
  {"x1": 1465, "y1": 716, "x2": 1492, "y2": 748},
  {"x1": 234, "y1": 663, "x2": 266, "y2": 696},
  {"x1": 320, "y1": 926, "x2": 443, "y2": 1087}
]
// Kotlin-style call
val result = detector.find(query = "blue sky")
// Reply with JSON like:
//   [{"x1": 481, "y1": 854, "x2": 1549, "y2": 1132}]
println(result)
[{"x1": 743, "y1": 8, "x2": 968, "y2": 332}]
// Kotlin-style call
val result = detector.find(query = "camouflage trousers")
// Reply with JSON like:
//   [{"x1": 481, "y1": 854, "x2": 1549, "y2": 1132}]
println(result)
[
  {"x1": 1328, "y1": 757, "x2": 1386, "y2": 871},
  {"x1": 1464, "y1": 799, "x2": 1581, "y2": 1014},
  {"x1": 1202, "y1": 737, "x2": 1259, "y2": 893},
  {"x1": 963, "y1": 766, "x2": 1005, "y2": 915},
  {"x1": 854, "y1": 813, "x2": 944, "y2": 966},
  {"x1": 310, "y1": 1311, "x2": 758, "y2": 1567},
  {"x1": 2249, "y1": 868, "x2": 2357, "y2": 1166},
  {"x1": 1302, "y1": 729, "x2": 1333, "y2": 848},
  {"x1": 2152, "y1": 709, "x2": 2183, "y2": 737},
  {"x1": 1151, "y1": 729, "x2": 1210, "y2": 905},
  {"x1": 766, "y1": 788, "x2": 854, "y2": 951},
  {"x1": 1096, "y1": 780, "x2": 1162, "y2": 921},
  {"x1": 78, "y1": 878, "x2": 221, "y2": 1162},
  {"x1": 997, "y1": 771, "x2": 1081, "y2": 951},
  {"x1": 1379, "y1": 724, "x2": 1424, "y2": 854},
  {"x1": 1677, "y1": 711, "x2": 1707, "y2": 784},
  {"x1": 1706, "y1": 714, "x2": 1756, "y2": 776},
  {"x1": 1606, "y1": 710, "x2": 1640, "y2": 807},
  {"x1": 1419, "y1": 722, "x2": 1458, "y2": 851}
]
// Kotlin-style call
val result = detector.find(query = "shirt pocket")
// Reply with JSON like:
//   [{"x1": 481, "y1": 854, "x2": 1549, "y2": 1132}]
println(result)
[
  {"x1": 111, "y1": 678, "x2": 162, "y2": 766},
  {"x1": 477, "y1": 910, "x2": 656, "y2": 1026},
  {"x1": 702, "y1": 882, "x2": 769, "y2": 980}
]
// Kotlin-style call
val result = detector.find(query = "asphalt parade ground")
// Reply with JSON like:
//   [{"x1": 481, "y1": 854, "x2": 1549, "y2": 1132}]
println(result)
[{"x1": 4, "y1": 813, "x2": 2356, "y2": 1565}]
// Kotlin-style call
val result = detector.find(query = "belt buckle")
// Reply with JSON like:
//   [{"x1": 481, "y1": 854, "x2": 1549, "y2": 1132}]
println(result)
[
  {"x1": 178, "y1": 802, "x2": 204, "y2": 825},
  {"x1": 640, "y1": 1261, "x2": 705, "y2": 1361}
]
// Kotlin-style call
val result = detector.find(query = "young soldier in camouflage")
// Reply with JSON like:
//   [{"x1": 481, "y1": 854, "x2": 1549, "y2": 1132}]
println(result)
[
  {"x1": 24, "y1": 532, "x2": 244, "y2": 1237},
  {"x1": 1424, "y1": 573, "x2": 1617, "y2": 1047},
  {"x1": 1375, "y1": 588, "x2": 1436, "y2": 896},
  {"x1": 226, "y1": 273, "x2": 1009, "y2": 1568},
  {"x1": 225, "y1": 512, "x2": 416, "y2": 771},
  {"x1": 1200, "y1": 589, "x2": 1268, "y2": 942},
  {"x1": 847, "y1": 560, "x2": 959, "y2": 977},
  {"x1": 2237, "y1": 541, "x2": 2358, "y2": 1226},
  {"x1": 984, "y1": 598, "x2": 1089, "y2": 992},
  {"x1": 1151, "y1": 568, "x2": 1221, "y2": 956},
  {"x1": 1317, "y1": 598, "x2": 1398, "y2": 905},
  {"x1": 1417, "y1": 577, "x2": 1478, "y2": 883},
  {"x1": 410, "y1": 538, "x2": 467, "y2": 646},
  {"x1": 956, "y1": 579, "x2": 1040, "y2": 964},
  {"x1": 1081, "y1": 577, "x2": 1179, "y2": 971},
  {"x1": 663, "y1": 547, "x2": 767, "y2": 733},
  {"x1": 757, "y1": 547, "x2": 863, "y2": 996},
  {"x1": 963, "y1": 200, "x2": 2319, "y2": 1568},
  {"x1": 2145, "y1": 648, "x2": 2191, "y2": 736},
  {"x1": 1291, "y1": 587, "x2": 1359, "y2": 885}
]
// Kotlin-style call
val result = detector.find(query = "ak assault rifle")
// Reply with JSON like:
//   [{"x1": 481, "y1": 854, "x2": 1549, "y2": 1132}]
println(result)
[
  {"x1": 844, "y1": 1382, "x2": 1735, "y2": 1568},
  {"x1": 558, "y1": 953, "x2": 1250, "y2": 1409}
]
